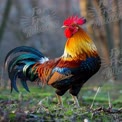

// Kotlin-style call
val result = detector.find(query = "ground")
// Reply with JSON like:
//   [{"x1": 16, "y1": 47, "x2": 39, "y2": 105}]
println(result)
[{"x1": 0, "y1": 81, "x2": 122, "y2": 122}]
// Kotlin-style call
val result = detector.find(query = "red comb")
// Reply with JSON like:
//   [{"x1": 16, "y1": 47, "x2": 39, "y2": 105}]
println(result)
[{"x1": 63, "y1": 16, "x2": 86, "y2": 26}]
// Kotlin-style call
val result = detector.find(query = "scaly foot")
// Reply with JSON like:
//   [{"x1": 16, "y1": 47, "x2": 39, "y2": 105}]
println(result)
[
  {"x1": 56, "y1": 94, "x2": 64, "y2": 108},
  {"x1": 71, "y1": 95, "x2": 80, "y2": 108}
]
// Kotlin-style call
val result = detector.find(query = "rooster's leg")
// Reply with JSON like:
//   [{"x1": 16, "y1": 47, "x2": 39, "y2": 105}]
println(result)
[
  {"x1": 56, "y1": 94, "x2": 63, "y2": 107},
  {"x1": 71, "y1": 95, "x2": 80, "y2": 107}
]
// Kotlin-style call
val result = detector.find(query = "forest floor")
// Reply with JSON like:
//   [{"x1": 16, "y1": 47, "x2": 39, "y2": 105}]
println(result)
[{"x1": 0, "y1": 81, "x2": 122, "y2": 122}]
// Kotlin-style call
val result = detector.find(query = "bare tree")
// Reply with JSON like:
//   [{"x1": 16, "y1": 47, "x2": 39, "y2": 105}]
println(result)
[{"x1": 0, "y1": 0, "x2": 12, "y2": 43}]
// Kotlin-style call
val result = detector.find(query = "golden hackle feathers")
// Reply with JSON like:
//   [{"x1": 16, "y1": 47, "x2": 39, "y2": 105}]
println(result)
[{"x1": 63, "y1": 28, "x2": 98, "y2": 61}]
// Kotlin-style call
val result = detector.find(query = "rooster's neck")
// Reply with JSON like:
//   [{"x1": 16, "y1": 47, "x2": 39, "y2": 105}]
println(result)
[{"x1": 63, "y1": 28, "x2": 98, "y2": 60}]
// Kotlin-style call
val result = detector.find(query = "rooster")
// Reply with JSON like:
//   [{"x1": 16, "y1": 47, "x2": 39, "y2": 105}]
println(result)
[{"x1": 5, "y1": 16, "x2": 101, "y2": 107}]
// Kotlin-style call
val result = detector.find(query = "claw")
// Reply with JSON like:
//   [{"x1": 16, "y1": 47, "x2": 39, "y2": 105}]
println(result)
[{"x1": 56, "y1": 103, "x2": 64, "y2": 109}]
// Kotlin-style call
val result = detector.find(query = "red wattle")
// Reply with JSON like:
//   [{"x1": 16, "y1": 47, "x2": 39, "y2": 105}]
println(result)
[{"x1": 64, "y1": 28, "x2": 73, "y2": 38}]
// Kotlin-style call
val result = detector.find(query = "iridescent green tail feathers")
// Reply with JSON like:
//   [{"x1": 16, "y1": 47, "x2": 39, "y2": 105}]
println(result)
[{"x1": 4, "y1": 46, "x2": 48, "y2": 92}]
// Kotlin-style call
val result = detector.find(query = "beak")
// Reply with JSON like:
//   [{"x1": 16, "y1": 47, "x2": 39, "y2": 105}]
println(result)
[{"x1": 61, "y1": 25, "x2": 67, "y2": 28}]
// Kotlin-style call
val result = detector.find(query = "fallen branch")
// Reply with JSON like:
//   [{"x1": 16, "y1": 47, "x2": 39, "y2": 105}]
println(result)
[{"x1": 91, "y1": 106, "x2": 122, "y2": 115}]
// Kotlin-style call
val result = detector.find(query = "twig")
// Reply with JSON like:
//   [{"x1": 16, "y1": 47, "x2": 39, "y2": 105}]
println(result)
[
  {"x1": 91, "y1": 106, "x2": 122, "y2": 114},
  {"x1": 108, "y1": 92, "x2": 112, "y2": 108},
  {"x1": 90, "y1": 87, "x2": 101, "y2": 109}
]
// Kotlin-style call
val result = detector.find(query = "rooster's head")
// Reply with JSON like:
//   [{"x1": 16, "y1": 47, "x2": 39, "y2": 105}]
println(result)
[{"x1": 62, "y1": 16, "x2": 86, "y2": 38}]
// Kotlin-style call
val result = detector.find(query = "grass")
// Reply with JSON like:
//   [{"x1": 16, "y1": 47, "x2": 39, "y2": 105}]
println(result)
[{"x1": 0, "y1": 81, "x2": 122, "y2": 121}]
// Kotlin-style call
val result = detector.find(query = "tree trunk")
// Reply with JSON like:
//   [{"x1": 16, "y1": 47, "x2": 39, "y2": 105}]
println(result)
[{"x1": 0, "y1": 0, "x2": 12, "y2": 43}]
